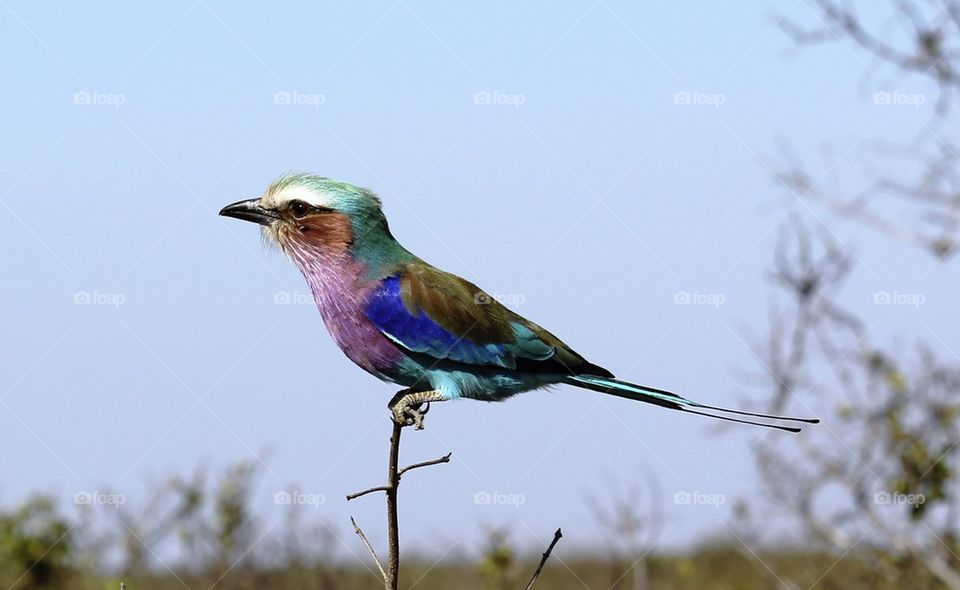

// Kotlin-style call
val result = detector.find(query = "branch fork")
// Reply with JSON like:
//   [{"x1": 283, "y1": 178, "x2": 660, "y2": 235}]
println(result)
[
  {"x1": 347, "y1": 417, "x2": 451, "y2": 589},
  {"x1": 346, "y1": 405, "x2": 563, "y2": 589}
]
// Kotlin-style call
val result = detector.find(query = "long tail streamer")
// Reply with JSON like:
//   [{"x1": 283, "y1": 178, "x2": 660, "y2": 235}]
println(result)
[{"x1": 564, "y1": 375, "x2": 819, "y2": 433}]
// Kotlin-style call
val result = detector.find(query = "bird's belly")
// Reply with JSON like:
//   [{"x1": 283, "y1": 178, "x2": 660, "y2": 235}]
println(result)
[
  {"x1": 319, "y1": 307, "x2": 404, "y2": 377},
  {"x1": 300, "y1": 262, "x2": 404, "y2": 380},
  {"x1": 379, "y1": 358, "x2": 560, "y2": 401}
]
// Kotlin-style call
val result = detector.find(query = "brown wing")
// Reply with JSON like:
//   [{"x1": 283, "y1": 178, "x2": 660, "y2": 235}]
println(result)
[{"x1": 391, "y1": 261, "x2": 610, "y2": 375}]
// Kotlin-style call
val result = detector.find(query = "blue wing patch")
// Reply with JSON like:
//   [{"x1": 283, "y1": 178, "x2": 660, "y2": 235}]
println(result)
[{"x1": 364, "y1": 276, "x2": 554, "y2": 369}]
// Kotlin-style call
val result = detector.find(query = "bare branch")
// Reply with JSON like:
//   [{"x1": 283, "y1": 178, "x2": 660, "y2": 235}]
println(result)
[
  {"x1": 345, "y1": 486, "x2": 390, "y2": 502},
  {"x1": 523, "y1": 528, "x2": 563, "y2": 590},
  {"x1": 350, "y1": 516, "x2": 388, "y2": 584},
  {"x1": 398, "y1": 452, "x2": 452, "y2": 476},
  {"x1": 346, "y1": 410, "x2": 451, "y2": 589},
  {"x1": 346, "y1": 451, "x2": 451, "y2": 499}
]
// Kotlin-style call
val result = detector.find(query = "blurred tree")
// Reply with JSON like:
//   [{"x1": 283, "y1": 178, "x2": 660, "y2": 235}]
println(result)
[
  {"x1": 585, "y1": 475, "x2": 662, "y2": 590},
  {"x1": 740, "y1": 3, "x2": 960, "y2": 585},
  {"x1": 0, "y1": 496, "x2": 73, "y2": 589},
  {"x1": 776, "y1": 0, "x2": 960, "y2": 258},
  {"x1": 477, "y1": 527, "x2": 517, "y2": 590},
  {"x1": 741, "y1": 222, "x2": 959, "y2": 588}
]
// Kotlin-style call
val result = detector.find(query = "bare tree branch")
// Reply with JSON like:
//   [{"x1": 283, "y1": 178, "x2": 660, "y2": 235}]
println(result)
[
  {"x1": 350, "y1": 516, "x2": 388, "y2": 584},
  {"x1": 523, "y1": 528, "x2": 563, "y2": 590},
  {"x1": 346, "y1": 414, "x2": 451, "y2": 589},
  {"x1": 345, "y1": 486, "x2": 391, "y2": 502},
  {"x1": 743, "y1": 221, "x2": 960, "y2": 589},
  {"x1": 398, "y1": 452, "x2": 452, "y2": 476}
]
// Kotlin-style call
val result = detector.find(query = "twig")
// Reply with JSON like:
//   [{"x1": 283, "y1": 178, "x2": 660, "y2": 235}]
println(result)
[
  {"x1": 346, "y1": 452, "x2": 452, "y2": 500},
  {"x1": 350, "y1": 516, "x2": 388, "y2": 584},
  {"x1": 346, "y1": 414, "x2": 452, "y2": 589},
  {"x1": 399, "y1": 452, "x2": 452, "y2": 476},
  {"x1": 385, "y1": 420, "x2": 402, "y2": 589},
  {"x1": 524, "y1": 528, "x2": 563, "y2": 590},
  {"x1": 346, "y1": 486, "x2": 390, "y2": 501}
]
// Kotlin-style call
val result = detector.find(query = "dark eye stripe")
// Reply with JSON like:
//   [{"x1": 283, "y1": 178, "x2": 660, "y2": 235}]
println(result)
[{"x1": 289, "y1": 201, "x2": 334, "y2": 218}]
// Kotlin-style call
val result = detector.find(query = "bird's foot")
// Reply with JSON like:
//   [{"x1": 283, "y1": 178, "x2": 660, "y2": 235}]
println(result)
[
  {"x1": 388, "y1": 390, "x2": 445, "y2": 430},
  {"x1": 405, "y1": 402, "x2": 430, "y2": 429}
]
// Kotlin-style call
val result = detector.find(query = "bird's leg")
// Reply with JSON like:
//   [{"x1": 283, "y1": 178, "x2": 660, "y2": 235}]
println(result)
[{"x1": 388, "y1": 389, "x2": 446, "y2": 430}]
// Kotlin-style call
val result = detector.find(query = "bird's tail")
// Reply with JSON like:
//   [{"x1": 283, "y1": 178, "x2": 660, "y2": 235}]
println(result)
[{"x1": 563, "y1": 375, "x2": 818, "y2": 433}]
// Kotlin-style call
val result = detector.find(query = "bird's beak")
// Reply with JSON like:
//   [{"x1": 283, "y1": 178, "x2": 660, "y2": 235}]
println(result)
[{"x1": 218, "y1": 198, "x2": 280, "y2": 226}]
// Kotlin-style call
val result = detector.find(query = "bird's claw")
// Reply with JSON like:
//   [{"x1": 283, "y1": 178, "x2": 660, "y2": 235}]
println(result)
[
  {"x1": 388, "y1": 390, "x2": 444, "y2": 429},
  {"x1": 391, "y1": 402, "x2": 429, "y2": 430}
]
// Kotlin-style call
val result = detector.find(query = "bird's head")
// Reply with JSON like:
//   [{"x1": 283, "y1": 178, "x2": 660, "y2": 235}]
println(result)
[{"x1": 219, "y1": 174, "x2": 393, "y2": 260}]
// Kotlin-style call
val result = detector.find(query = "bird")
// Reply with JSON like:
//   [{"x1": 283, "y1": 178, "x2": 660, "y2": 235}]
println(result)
[{"x1": 220, "y1": 173, "x2": 818, "y2": 432}]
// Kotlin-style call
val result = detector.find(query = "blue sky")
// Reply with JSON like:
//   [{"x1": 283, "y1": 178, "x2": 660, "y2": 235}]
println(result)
[{"x1": 1, "y1": 0, "x2": 954, "y2": 561}]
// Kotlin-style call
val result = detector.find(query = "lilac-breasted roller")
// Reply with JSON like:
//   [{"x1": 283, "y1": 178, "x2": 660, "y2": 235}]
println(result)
[{"x1": 220, "y1": 174, "x2": 817, "y2": 432}]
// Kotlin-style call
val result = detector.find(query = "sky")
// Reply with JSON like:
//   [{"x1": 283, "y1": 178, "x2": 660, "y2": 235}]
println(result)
[{"x1": 1, "y1": 0, "x2": 956, "y2": 563}]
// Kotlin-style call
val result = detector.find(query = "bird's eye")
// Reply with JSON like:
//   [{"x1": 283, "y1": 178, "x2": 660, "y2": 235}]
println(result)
[{"x1": 290, "y1": 201, "x2": 311, "y2": 218}]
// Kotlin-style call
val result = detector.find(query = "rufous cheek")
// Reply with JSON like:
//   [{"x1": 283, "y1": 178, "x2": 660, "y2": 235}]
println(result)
[{"x1": 292, "y1": 212, "x2": 354, "y2": 252}]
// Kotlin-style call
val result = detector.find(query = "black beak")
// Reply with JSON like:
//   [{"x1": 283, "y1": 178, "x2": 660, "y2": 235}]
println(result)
[{"x1": 218, "y1": 198, "x2": 280, "y2": 226}]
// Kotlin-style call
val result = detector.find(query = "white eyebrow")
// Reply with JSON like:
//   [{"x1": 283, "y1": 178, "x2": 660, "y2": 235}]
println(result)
[{"x1": 262, "y1": 185, "x2": 332, "y2": 209}]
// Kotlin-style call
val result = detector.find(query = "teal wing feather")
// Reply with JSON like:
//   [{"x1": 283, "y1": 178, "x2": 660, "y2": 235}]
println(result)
[{"x1": 364, "y1": 262, "x2": 611, "y2": 376}]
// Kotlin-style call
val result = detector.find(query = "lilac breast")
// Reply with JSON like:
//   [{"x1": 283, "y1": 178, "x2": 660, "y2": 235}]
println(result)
[{"x1": 289, "y1": 248, "x2": 403, "y2": 376}]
